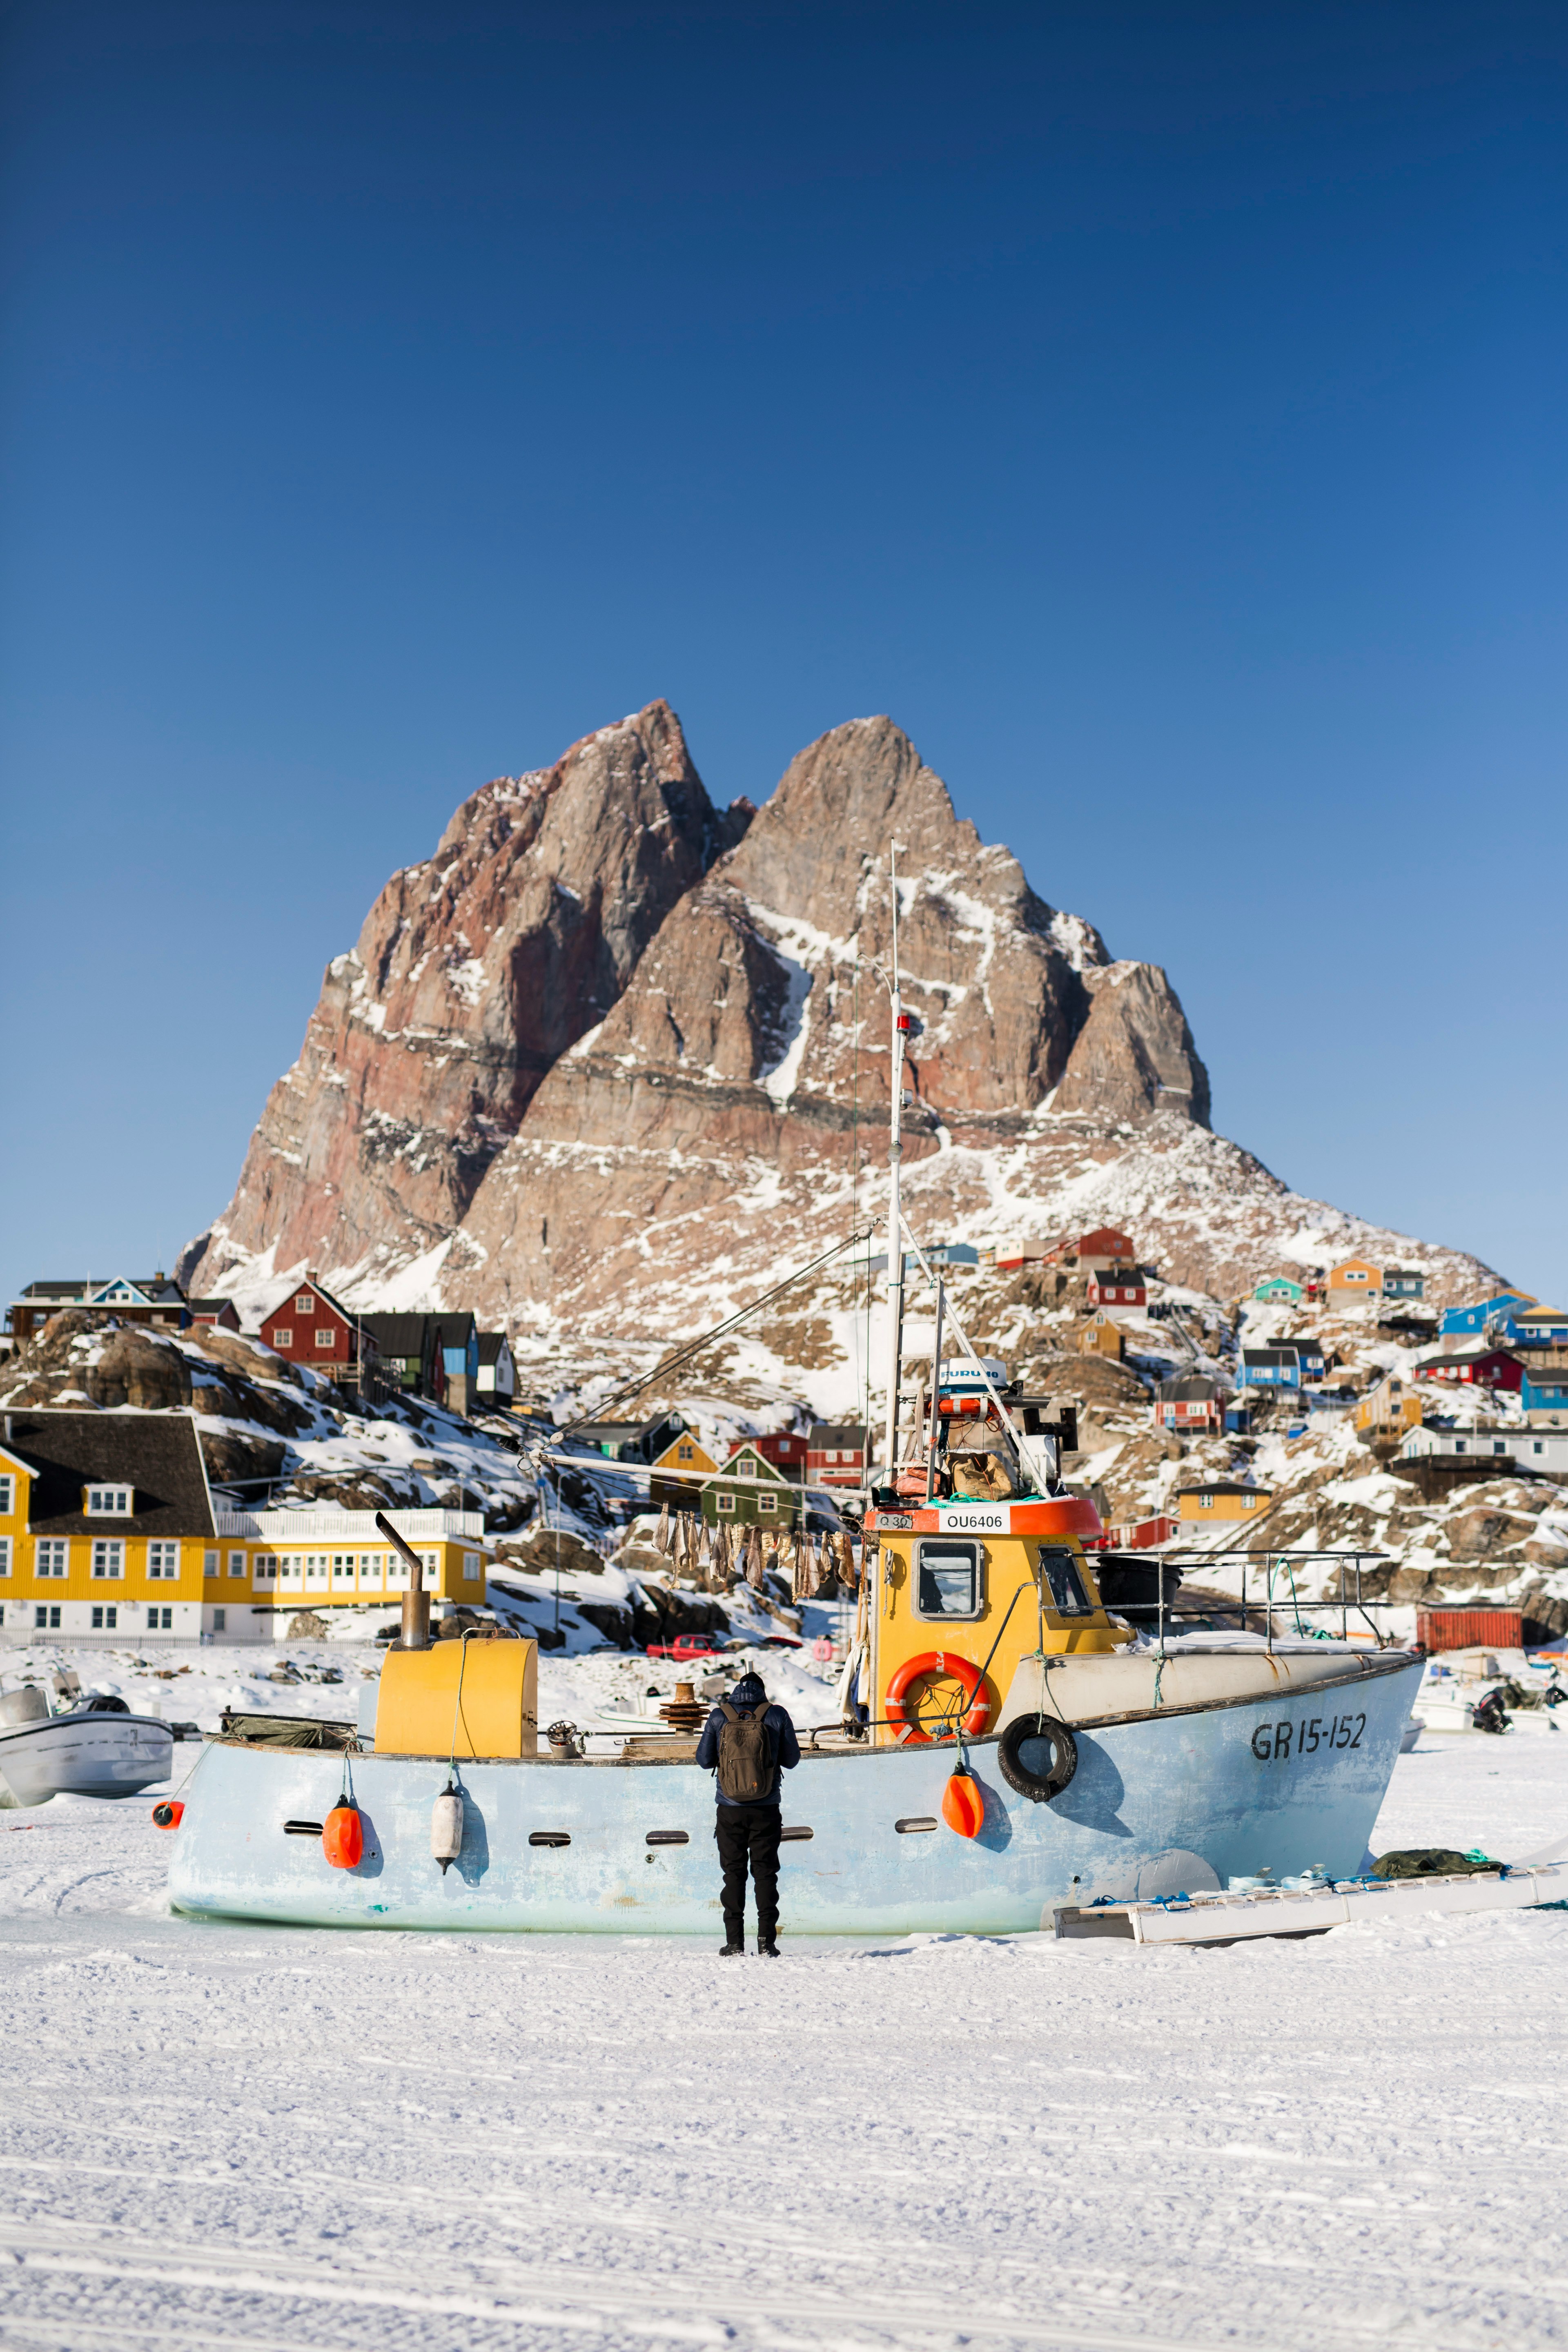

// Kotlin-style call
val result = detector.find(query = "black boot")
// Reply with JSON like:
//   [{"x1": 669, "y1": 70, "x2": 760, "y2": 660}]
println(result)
[
  {"x1": 719, "y1": 1942, "x2": 745, "y2": 1956},
  {"x1": 757, "y1": 1936, "x2": 780, "y2": 1957}
]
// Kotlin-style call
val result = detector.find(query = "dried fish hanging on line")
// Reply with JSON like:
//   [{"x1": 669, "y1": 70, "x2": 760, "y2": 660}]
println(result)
[
  {"x1": 655, "y1": 1501, "x2": 672, "y2": 1558},
  {"x1": 746, "y1": 1525, "x2": 766, "y2": 1588}
]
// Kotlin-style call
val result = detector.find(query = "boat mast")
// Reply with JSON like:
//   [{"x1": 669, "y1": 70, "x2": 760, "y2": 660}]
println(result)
[{"x1": 883, "y1": 846, "x2": 908, "y2": 1481}]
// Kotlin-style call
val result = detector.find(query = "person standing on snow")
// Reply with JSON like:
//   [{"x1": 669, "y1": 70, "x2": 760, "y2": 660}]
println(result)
[{"x1": 695, "y1": 1669, "x2": 800, "y2": 1956}]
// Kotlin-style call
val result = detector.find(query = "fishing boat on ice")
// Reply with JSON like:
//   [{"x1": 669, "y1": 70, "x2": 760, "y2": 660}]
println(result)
[
  {"x1": 163, "y1": 853, "x2": 1424, "y2": 1936},
  {"x1": 0, "y1": 1682, "x2": 173, "y2": 1808}
]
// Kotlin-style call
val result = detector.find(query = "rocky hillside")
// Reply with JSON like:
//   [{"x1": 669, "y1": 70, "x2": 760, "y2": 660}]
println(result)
[{"x1": 181, "y1": 701, "x2": 1500, "y2": 1372}]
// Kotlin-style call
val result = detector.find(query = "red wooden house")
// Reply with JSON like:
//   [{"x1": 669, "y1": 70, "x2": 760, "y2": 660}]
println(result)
[
  {"x1": 1110, "y1": 1512, "x2": 1180, "y2": 1551},
  {"x1": 261, "y1": 1272, "x2": 379, "y2": 1382},
  {"x1": 1044, "y1": 1225, "x2": 1137, "y2": 1273},
  {"x1": 806, "y1": 1423, "x2": 867, "y2": 1488},
  {"x1": 1153, "y1": 1375, "x2": 1225, "y2": 1433},
  {"x1": 1087, "y1": 1265, "x2": 1147, "y2": 1312},
  {"x1": 1414, "y1": 1346, "x2": 1524, "y2": 1392},
  {"x1": 744, "y1": 1431, "x2": 809, "y2": 1484}
]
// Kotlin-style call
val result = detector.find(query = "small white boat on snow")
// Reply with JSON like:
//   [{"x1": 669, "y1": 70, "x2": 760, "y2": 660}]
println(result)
[{"x1": 0, "y1": 1684, "x2": 174, "y2": 1808}]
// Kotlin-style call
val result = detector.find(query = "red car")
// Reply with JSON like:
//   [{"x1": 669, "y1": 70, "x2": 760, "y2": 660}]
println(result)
[{"x1": 644, "y1": 1632, "x2": 728, "y2": 1660}]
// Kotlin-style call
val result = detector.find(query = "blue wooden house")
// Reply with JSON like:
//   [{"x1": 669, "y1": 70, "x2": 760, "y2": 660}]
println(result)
[
  {"x1": 1521, "y1": 1366, "x2": 1568, "y2": 1421},
  {"x1": 1439, "y1": 1292, "x2": 1535, "y2": 1338},
  {"x1": 1238, "y1": 1346, "x2": 1301, "y2": 1390},
  {"x1": 1497, "y1": 1304, "x2": 1568, "y2": 1348},
  {"x1": 1382, "y1": 1268, "x2": 1425, "y2": 1300}
]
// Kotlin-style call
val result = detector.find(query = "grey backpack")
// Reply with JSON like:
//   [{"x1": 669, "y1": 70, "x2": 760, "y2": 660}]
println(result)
[{"x1": 715, "y1": 1701, "x2": 771, "y2": 1802}]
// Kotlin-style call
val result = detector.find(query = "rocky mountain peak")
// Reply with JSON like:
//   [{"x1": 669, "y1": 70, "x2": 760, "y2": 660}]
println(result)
[{"x1": 185, "y1": 702, "x2": 1274, "y2": 1337}]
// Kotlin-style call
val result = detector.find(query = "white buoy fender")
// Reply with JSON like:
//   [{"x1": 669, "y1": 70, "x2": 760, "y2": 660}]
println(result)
[{"x1": 431, "y1": 1788, "x2": 464, "y2": 1873}]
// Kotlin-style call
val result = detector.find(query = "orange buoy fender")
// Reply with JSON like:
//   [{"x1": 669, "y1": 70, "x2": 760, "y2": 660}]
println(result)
[
  {"x1": 884, "y1": 1652, "x2": 992, "y2": 1744},
  {"x1": 941, "y1": 1768, "x2": 986, "y2": 1840},
  {"x1": 322, "y1": 1804, "x2": 364, "y2": 1869},
  {"x1": 151, "y1": 1800, "x2": 184, "y2": 1831}
]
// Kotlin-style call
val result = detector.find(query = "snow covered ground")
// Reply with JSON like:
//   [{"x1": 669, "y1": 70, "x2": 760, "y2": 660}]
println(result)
[{"x1": 2, "y1": 1722, "x2": 1566, "y2": 2351}]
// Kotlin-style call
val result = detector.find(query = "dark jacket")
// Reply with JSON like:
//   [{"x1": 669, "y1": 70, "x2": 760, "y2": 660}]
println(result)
[{"x1": 695, "y1": 1690, "x2": 800, "y2": 1808}]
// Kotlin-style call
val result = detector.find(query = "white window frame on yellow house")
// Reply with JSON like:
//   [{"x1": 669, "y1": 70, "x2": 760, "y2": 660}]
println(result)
[
  {"x1": 463, "y1": 1552, "x2": 480, "y2": 1582},
  {"x1": 253, "y1": 1554, "x2": 278, "y2": 1586},
  {"x1": 36, "y1": 1540, "x2": 67, "y2": 1578},
  {"x1": 229, "y1": 1550, "x2": 247, "y2": 1579},
  {"x1": 332, "y1": 1552, "x2": 355, "y2": 1586},
  {"x1": 147, "y1": 1542, "x2": 180, "y2": 1579},
  {"x1": 0, "y1": 1539, "x2": 9, "y2": 1577},
  {"x1": 87, "y1": 1486, "x2": 132, "y2": 1517},
  {"x1": 91, "y1": 1539, "x2": 125, "y2": 1579},
  {"x1": 204, "y1": 1549, "x2": 219, "y2": 1579},
  {"x1": 304, "y1": 1553, "x2": 330, "y2": 1590},
  {"x1": 0, "y1": 1476, "x2": 12, "y2": 1516}
]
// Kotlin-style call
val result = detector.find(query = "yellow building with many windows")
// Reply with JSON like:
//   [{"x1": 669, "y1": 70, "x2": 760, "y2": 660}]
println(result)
[{"x1": 0, "y1": 1411, "x2": 488, "y2": 1645}]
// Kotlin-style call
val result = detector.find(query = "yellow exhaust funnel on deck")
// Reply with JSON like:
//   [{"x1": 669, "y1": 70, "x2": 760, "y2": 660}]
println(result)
[{"x1": 375, "y1": 1638, "x2": 539, "y2": 1758}]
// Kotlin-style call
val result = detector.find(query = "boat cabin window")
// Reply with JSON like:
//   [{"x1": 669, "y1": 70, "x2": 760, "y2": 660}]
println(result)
[
  {"x1": 1039, "y1": 1547, "x2": 1093, "y2": 1616},
  {"x1": 915, "y1": 1539, "x2": 982, "y2": 1620}
]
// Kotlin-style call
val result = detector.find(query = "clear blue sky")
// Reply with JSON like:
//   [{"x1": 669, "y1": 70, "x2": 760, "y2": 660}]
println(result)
[{"x1": 2, "y1": 1, "x2": 1564, "y2": 1312}]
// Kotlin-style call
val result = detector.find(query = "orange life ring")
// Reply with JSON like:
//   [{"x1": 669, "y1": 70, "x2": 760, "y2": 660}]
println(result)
[{"x1": 884, "y1": 1653, "x2": 992, "y2": 1744}]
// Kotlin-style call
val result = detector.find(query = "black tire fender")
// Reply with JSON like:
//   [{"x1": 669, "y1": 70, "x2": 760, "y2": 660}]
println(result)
[{"x1": 997, "y1": 1713, "x2": 1078, "y2": 1802}]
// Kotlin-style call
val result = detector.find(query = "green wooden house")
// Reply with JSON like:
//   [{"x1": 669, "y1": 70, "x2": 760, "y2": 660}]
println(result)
[
  {"x1": 1252, "y1": 1276, "x2": 1303, "y2": 1305},
  {"x1": 699, "y1": 1443, "x2": 804, "y2": 1531}
]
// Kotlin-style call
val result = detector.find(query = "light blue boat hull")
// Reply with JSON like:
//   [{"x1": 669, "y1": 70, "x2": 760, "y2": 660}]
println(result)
[{"x1": 169, "y1": 1653, "x2": 1423, "y2": 1934}]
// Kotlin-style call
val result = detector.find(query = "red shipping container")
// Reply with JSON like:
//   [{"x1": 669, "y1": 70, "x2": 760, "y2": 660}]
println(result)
[{"x1": 1415, "y1": 1606, "x2": 1523, "y2": 1653}]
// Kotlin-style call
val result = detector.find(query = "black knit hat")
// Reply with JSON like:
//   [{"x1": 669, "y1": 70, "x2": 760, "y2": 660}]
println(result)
[{"x1": 729, "y1": 1670, "x2": 766, "y2": 1706}]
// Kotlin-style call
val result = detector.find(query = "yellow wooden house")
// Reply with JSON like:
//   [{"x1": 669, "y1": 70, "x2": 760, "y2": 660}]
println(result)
[
  {"x1": 0, "y1": 1410, "x2": 488, "y2": 1646},
  {"x1": 1354, "y1": 1373, "x2": 1423, "y2": 1439},
  {"x1": 1327, "y1": 1258, "x2": 1383, "y2": 1309},
  {"x1": 649, "y1": 1432, "x2": 720, "y2": 1477},
  {"x1": 1078, "y1": 1310, "x2": 1124, "y2": 1360},
  {"x1": 1177, "y1": 1480, "x2": 1273, "y2": 1523}
]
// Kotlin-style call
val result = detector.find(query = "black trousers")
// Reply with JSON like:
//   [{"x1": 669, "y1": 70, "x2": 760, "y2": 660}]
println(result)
[{"x1": 715, "y1": 1807, "x2": 782, "y2": 1942}]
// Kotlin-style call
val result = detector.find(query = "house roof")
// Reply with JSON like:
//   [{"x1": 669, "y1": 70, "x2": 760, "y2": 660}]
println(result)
[
  {"x1": 808, "y1": 1423, "x2": 867, "y2": 1446},
  {"x1": 4, "y1": 1410, "x2": 214, "y2": 1537},
  {"x1": 359, "y1": 1313, "x2": 433, "y2": 1356},
  {"x1": 1156, "y1": 1376, "x2": 1221, "y2": 1401},
  {"x1": 1241, "y1": 1347, "x2": 1297, "y2": 1367},
  {"x1": 714, "y1": 1444, "x2": 787, "y2": 1483},
  {"x1": 1176, "y1": 1479, "x2": 1271, "y2": 1499},
  {"x1": 89, "y1": 1274, "x2": 187, "y2": 1307},
  {"x1": 187, "y1": 1295, "x2": 234, "y2": 1314},
  {"x1": 430, "y1": 1311, "x2": 477, "y2": 1344},
  {"x1": 477, "y1": 1332, "x2": 510, "y2": 1365}
]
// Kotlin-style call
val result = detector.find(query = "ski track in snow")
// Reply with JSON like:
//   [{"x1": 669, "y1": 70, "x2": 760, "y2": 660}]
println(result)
[{"x1": 1, "y1": 1738, "x2": 1566, "y2": 2351}]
